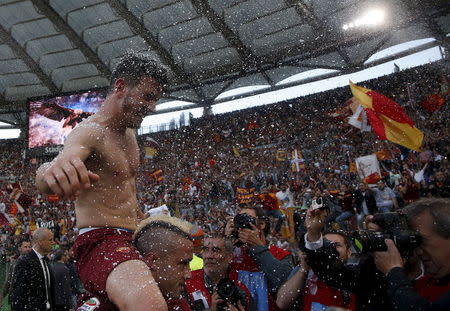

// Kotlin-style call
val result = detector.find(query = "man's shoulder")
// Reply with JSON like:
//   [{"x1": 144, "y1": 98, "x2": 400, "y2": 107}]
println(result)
[
  {"x1": 268, "y1": 244, "x2": 291, "y2": 260},
  {"x1": 190, "y1": 269, "x2": 204, "y2": 280},
  {"x1": 17, "y1": 251, "x2": 36, "y2": 263},
  {"x1": 51, "y1": 262, "x2": 69, "y2": 273}
]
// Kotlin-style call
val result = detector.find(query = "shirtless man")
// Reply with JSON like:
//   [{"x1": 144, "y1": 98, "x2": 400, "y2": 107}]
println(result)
[{"x1": 35, "y1": 53, "x2": 168, "y2": 311}]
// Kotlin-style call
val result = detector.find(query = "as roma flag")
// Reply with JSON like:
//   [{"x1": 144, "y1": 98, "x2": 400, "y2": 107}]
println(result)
[{"x1": 350, "y1": 82, "x2": 424, "y2": 151}]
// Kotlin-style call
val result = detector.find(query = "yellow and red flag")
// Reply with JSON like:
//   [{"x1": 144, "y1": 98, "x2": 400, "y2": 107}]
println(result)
[{"x1": 350, "y1": 82, "x2": 423, "y2": 151}]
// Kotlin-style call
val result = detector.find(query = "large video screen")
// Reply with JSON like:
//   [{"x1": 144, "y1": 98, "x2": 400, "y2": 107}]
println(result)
[{"x1": 28, "y1": 90, "x2": 106, "y2": 149}]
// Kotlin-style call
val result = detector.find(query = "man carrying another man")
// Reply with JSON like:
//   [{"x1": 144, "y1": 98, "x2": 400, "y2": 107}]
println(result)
[{"x1": 133, "y1": 214, "x2": 194, "y2": 311}]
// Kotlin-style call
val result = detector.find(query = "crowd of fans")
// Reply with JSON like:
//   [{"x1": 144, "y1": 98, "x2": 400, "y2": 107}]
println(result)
[{"x1": 0, "y1": 61, "x2": 449, "y2": 310}]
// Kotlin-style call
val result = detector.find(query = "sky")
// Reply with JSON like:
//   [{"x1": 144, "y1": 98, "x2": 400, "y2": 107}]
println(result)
[{"x1": 0, "y1": 38, "x2": 444, "y2": 139}]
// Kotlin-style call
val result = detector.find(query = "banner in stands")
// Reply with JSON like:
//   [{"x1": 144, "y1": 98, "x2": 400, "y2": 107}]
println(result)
[{"x1": 355, "y1": 154, "x2": 381, "y2": 180}]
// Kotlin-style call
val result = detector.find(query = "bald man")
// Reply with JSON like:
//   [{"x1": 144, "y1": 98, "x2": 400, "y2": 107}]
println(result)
[{"x1": 10, "y1": 228, "x2": 55, "y2": 311}]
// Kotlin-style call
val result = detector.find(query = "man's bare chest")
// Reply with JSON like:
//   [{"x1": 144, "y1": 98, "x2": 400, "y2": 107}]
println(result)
[{"x1": 92, "y1": 135, "x2": 140, "y2": 177}]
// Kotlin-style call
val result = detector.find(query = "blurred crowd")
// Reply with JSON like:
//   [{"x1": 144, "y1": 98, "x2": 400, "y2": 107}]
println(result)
[{"x1": 0, "y1": 61, "x2": 449, "y2": 310}]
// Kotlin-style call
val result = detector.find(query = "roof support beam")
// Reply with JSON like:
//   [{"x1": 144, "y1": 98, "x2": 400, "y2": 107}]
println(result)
[
  {"x1": 108, "y1": 0, "x2": 206, "y2": 102},
  {"x1": 190, "y1": 0, "x2": 260, "y2": 66},
  {"x1": 211, "y1": 41, "x2": 442, "y2": 105},
  {"x1": 399, "y1": 0, "x2": 448, "y2": 44},
  {"x1": 357, "y1": 34, "x2": 393, "y2": 67},
  {"x1": 287, "y1": 0, "x2": 353, "y2": 68},
  {"x1": 168, "y1": 38, "x2": 439, "y2": 97},
  {"x1": 31, "y1": 0, "x2": 111, "y2": 78},
  {"x1": 0, "y1": 24, "x2": 58, "y2": 94}
]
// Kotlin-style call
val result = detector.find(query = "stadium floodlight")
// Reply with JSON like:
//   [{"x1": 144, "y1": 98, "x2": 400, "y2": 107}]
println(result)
[{"x1": 342, "y1": 8, "x2": 386, "y2": 30}]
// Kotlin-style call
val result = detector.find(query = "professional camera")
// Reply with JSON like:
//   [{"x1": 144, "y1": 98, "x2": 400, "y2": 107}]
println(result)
[
  {"x1": 352, "y1": 212, "x2": 421, "y2": 256},
  {"x1": 216, "y1": 278, "x2": 246, "y2": 311},
  {"x1": 233, "y1": 213, "x2": 257, "y2": 230},
  {"x1": 232, "y1": 213, "x2": 257, "y2": 247}
]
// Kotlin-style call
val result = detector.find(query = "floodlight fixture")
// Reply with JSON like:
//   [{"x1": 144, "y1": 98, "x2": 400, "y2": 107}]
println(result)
[{"x1": 342, "y1": 8, "x2": 386, "y2": 30}]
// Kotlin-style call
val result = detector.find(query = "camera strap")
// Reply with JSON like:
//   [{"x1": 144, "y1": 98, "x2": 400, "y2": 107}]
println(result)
[{"x1": 204, "y1": 274, "x2": 215, "y2": 295}]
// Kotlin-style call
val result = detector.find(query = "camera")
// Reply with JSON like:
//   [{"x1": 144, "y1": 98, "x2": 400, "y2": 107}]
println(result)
[
  {"x1": 232, "y1": 213, "x2": 257, "y2": 247},
  {"x1": 216, "y1": 278, "x2": 246, "y2": 311},
  {"x1": 311, "y1": 197, "x2": 329, "y2": 211},
  {"x1": 352, "y1": 212, "x2": 421, "y2": 256},
  {"x1": 233, "y1": 213, "x2": 257, "y2": 230}
]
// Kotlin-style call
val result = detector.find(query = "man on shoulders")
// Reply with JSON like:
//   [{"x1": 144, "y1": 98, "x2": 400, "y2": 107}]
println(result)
[{"x1": 36, "y1": 52, "x2": 168, "y2": 311}]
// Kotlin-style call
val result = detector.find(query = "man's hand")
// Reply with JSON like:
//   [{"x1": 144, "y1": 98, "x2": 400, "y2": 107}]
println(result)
[
  {"x1": 210, "y1": 291, "x2": 224, "y2": 311},
  {"x1": 238, "y1": 224, "x2": 265, "y2": 246},
  {"x1": 39, "y1": 155, "x2": 99, "y2": 200},
  {"x1": 224, "y1": 216, "x2": 234, "y2": 236},
  {"x1": 364, "y1": 215, "x2": 381, "y2": 231},
  {"x1": 305, "y1": 208, "x2": 327, "y2": 241},
  {"x1": 228, "y1": 301, "x2": 245, "y2": 311},
  {"x1": 373, "y1": 239, "x2": 403, "y2": 275},
  {"x1": 298, "y1": 251, "x2": 309, "y2": 271}
]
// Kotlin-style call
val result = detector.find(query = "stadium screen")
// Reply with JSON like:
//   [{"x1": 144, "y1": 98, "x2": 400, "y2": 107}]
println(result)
[{"x1": 28, "y1": 90, "x2": 106, "y2": 150}]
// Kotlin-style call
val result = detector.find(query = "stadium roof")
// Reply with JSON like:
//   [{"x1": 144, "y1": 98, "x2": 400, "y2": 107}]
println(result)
[{"x1": 0, "y1": 0, "x2": 449, "y2": 128}]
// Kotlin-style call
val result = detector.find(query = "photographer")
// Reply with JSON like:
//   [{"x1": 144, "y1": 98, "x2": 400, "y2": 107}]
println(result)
[
  {"x1": 185, "y1": 233, "x2": 250, "y2": 311},
  {"x1": 373, "y1": 198, "x2": 450, "y2": 311},
  {"x1": 276, "y1": 230, "x2": 356, "y2": 310},
  {"x1": 302, "y1": 207, "x2": 391, "y2": 311},
  {"x1": 225, "y1": 206, "x2": 293, "y2": 311}
]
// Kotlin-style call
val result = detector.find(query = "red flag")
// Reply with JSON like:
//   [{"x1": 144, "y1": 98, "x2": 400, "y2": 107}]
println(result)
[
  {"x1": 363, "y1": 172, "x2": 382, "y2": 184},
  {"x1": 47, "y1": 194, "x2": 60, "y2": 202},
  {"x1": 8, "y1": 202, "x2": 18, "y2": 215},
  {"x1": 350, "y1": 82, "x2": 423, "y2": 151},
  {"x1": 0, "y1": 213, "x2": 12, "y2": 227},
  {"x1": 420, "y1": 94, "x2": 445, "y2": 112},
  {"x1": 148, "y1": 169, "x2": 164, "y2": 183}
]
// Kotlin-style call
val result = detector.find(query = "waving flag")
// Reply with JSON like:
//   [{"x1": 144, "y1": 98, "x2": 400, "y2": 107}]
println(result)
[
  {"x1": 291, "y1": 149, "x2": 305, "y2": 172},
  {"x1": 350, "y1": 82, "x2": 423, "y2": 151}
]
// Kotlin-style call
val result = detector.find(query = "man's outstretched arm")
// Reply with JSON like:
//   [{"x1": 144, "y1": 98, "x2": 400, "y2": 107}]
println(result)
[{"x1": 35, "y1": 123, "x2": 100, "y2": 199}]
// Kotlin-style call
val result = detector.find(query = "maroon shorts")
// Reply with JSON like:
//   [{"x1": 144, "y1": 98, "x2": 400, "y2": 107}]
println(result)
[{"x1": 73, "y1": 228, "x2": 142, "y2": 311}]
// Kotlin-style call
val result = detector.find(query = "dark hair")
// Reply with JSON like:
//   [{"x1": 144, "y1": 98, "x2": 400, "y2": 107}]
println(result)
[
  {"x1": 19, "y1": 239, "x2": 30, "y2": 248},
  {"x1": 239, "y1": 206, "x2": 270, "y2": 237},
  {"x1": 54, "y1": 249, "x2": 66, "y2": 261},
  {"x1": 403, "y1": 198, "x2": 450, "y2": 238},
  {"x1": 134, "y1": 221, "x2": 192, "y2": 257},
  {"x1": 324, "y1": 230, "x2": 351, "y2": 249},
  {"x1": 110, "y1": 52, "x2": 168, "y2": 91}
]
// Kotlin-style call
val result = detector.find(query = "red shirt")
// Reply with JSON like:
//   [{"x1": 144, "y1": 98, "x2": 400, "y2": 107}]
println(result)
[
  {"x1": 302, "y1": 271, "x2": 356, "y2": 311},
  {"x1": 414, "y1": 274, "x2": 450, "y2": 302}
]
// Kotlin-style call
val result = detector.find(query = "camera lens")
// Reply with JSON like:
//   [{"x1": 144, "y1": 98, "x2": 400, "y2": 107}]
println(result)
[{"x1": 352, "y1": 230, "x2": 388, "y2": 253}]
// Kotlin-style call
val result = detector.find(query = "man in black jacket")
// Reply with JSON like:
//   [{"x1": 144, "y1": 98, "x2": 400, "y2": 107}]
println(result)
[
  {"x1": 354, "y1": 183, "x2": 377, "y2": 229},
  {"x1": 10, "y1": 228, "x2": 55, "y2": 311},
  {"x1": 303, "y1": 207, "x2": 391, "y2": 311},
  {"x1": 51, "y1": 249, "x2": 73, "y2": 311},
  {"x1": 373, "y1": 198, "x2": 450, "y2": 311},
  {"x1": 0, "y1": 239, "x2": 32, "y2": 306}
]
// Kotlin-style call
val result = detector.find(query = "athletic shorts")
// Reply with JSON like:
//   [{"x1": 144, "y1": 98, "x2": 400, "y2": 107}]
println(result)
[{"x1": 73, "y1": 227, "x2": 141, "y2": 311}]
